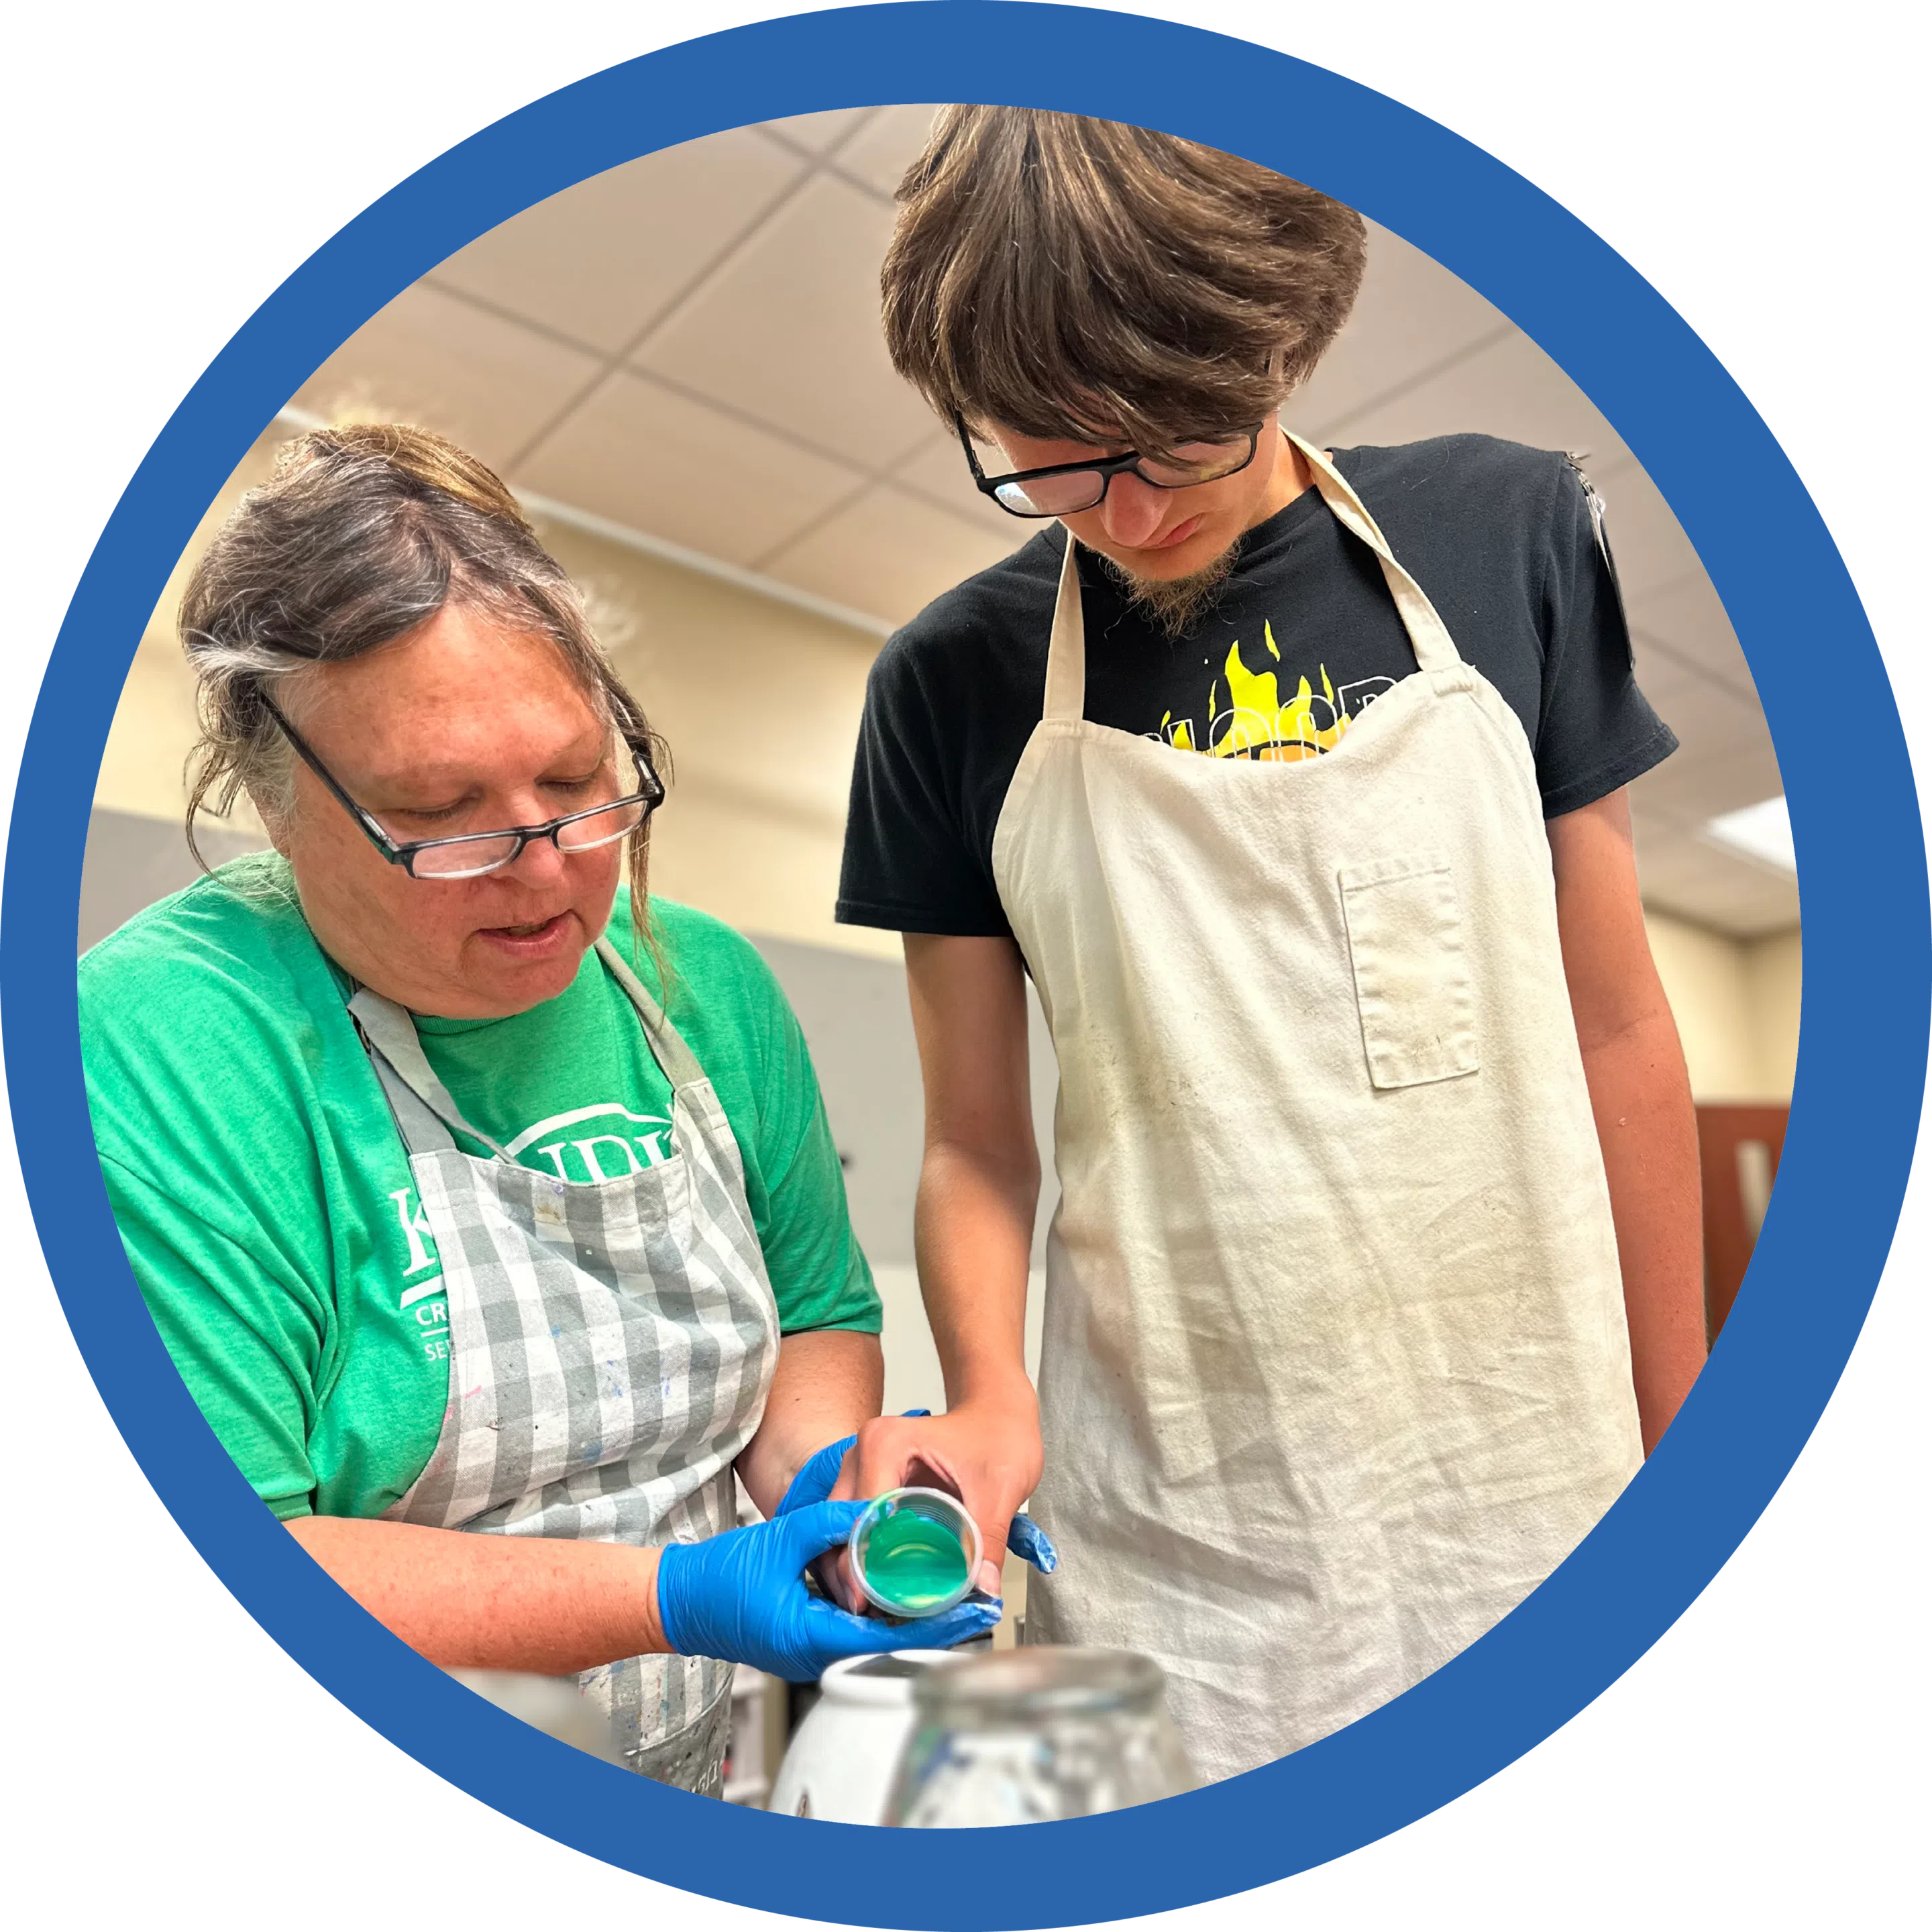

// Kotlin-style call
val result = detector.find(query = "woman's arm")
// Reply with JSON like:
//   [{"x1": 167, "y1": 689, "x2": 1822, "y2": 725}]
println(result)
[
  {"x1": 290, "y1": 1495, "x2": 998, "y2": 1683},
  {"x1": 1549, "y1": 790, "x2": 1708, "y2": 1453},
  {"x1": 734, "y1": 1326, "x2": 885, "y2": 1519},
  {"x1": 285, "y1": 1516, "x2": 665, "y2": 1675},
  {"x1": 288, "y1": 1334, "x2": 884, "y2": 1668}
]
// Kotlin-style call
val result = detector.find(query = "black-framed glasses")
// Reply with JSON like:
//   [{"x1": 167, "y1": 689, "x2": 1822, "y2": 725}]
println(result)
[
  {"x1": 262, "y1": 694, "x2": 664, "y2": 880},
  {"x1": 956, "y1": 413, "x2": 1267, "y2": 519}
]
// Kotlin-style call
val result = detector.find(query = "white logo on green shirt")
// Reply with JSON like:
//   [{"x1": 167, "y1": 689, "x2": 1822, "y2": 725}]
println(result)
[{"x1": 504, "y1": 1103, "x2": 676, "y2": 1183}]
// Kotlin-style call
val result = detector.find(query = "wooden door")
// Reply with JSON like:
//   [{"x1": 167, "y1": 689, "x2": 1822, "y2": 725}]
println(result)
[{"x1": 1696, "y1": 1104, "x2": 1790, "y2": 1342}]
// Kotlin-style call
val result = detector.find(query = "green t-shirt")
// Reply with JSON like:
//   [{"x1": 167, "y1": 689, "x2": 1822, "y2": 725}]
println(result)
[{"x1": 79, "y1": 853, "x2": 879, "y2": 1522}]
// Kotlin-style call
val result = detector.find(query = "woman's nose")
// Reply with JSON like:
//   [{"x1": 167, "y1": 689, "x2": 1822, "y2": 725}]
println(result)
[
  {"x1": 503, "y1": 830, "x2": 570, "y2": 886},
  {"x1": 1098, "y1": 473, "x2": 1169, "y2": 547}
]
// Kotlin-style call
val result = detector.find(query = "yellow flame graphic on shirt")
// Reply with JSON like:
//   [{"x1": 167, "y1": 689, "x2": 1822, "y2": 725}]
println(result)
[{"x1": 1191, "y1": 623, "x2": 1351, "y2": 763}]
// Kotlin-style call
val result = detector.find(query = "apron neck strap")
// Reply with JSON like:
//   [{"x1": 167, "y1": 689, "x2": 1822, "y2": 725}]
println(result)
[
  {"x1": 592, "y1": 936, "x2": 710, "y2": 1093},
  {"x1": 1283, "y1": 431, "x2": 1463, "y2": 674},
  {"x1": 348, "y1": 987, "x2": 514, "y2": 1161},
  {"x1": 1042, "y1": 529, "x2": 1088, "y2": 724},
  {"x1": 348, "y1": 937, "x2": 714, "y2": 1163}
]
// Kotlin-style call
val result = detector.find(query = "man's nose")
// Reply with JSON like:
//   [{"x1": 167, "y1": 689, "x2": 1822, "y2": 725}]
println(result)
[{"x1": 1098, "y1": 472, "x2": 1168, "y2": 547}]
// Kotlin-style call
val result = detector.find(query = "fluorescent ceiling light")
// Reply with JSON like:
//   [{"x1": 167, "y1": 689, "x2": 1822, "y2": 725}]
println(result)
[{"x1": 1705, "y1": 794, "x2": 1796, "y2": 873}]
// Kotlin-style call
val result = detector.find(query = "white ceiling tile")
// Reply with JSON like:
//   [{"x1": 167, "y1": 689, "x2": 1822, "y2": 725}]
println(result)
[
  {"x1": 1633, "y1": 817, "x2": 1801, "y2": 935},
  {"x1": 1625, "y1": 642, "x2": 1708, "y2": 752},
  {"x1": 1651, "y1": 674, "x2": 1769, "y2": 773},
  {"x1": 833, "y1": 104, "x2": 941, "y2": 195},
  {"x1": 1631, "y1": 727, "x2": 1784, "y2": 828},
  {"x1": 759, "y1": 484, "x2": 1028, "y2": 625},
  {"x1": 1628, "y1": 570, "x2": 1756, "y2": 696},
  {"x1": 1309, "y1": 325, "x2": 1633, "y2": 474},
  {"x1": 1291, "y1": 219, "x2": 1511, "y2": 435},
  {"x1": 427, "y1": 131, "x2": 804, "y2": 356},
  {"x1": 759, "y1": 108, "x2": 874, "y2": 154},
  {"x1": 888, "y1": 429, "x2": 1033, "y2": 537},
  {"x1": 633, "y1": 171, "x2": 934, "y2": 468},
  {"x1": 517, "y1": 370, "x2": 865, "y2": 567},
  {"x1": 290, "y1": 282, "x2": 604, "y2": 475}
]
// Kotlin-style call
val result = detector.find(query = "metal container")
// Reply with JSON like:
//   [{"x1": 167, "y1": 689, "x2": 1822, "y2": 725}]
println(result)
[
  {"x1": 444, "y1": 1667, "x2": 625, "y2": 1766},
  {"x1": 884, "y1": 1646, "x2": 1195, "y2": 1826}
]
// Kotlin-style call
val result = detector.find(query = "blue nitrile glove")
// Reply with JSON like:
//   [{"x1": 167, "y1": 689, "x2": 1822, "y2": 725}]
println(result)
[
  {"x1": 655, "y1": 1500, "x2": 1002, "y2": 1682},
  {"x1": 776, "y1": 1411, "x2": 1059, "y2": 1575},
  {"x1": 1006, "y1": 1512, "x2": 1058, "y2": 1574},
  {"x1": 775, "y1": 1410, "x2": 930, "y2": 1516}
]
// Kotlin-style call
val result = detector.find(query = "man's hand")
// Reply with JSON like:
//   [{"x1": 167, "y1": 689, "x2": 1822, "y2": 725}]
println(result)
[{"x1": 851, "y1": 1386, "x2": 1045, "y2": 1598}]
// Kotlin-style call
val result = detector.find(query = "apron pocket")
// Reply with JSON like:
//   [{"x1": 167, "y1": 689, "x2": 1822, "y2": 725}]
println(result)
[{"x1": 1338, "y1": 852, "x2": 1481, "y2": 1089}]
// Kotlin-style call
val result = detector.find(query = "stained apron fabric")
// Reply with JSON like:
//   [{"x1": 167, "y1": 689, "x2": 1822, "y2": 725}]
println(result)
[
  {"x1": 348, "y1": 937, "x2": 780, "y2": 1793},
  {"x1": 994, "y1": 435, "x2": 1644, "y2": 1783}
]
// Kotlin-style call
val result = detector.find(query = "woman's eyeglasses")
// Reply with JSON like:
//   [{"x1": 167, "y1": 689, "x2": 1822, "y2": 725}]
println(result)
[
  {"x1": 261, "y1": 694, "x2": 663, "y2": 880},
  {"x1": 956, "y1": 413, "x2": 1266, "y2": 519}
]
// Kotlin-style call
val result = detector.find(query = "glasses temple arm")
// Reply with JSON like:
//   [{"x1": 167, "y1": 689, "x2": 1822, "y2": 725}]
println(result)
[{"x1": 259, "y1": 692, "x2": 406, "y2": 855}]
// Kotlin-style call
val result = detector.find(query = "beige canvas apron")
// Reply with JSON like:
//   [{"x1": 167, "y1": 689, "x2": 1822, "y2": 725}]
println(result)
[{"x1": 992, "y1": 435, "x2": 1644, "y2": 1784}]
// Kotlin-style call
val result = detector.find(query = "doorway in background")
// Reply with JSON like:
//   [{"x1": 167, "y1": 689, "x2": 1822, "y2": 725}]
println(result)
[{"x1": 1696, "y1": 1104, "x2": 1789, "y2": 1343}]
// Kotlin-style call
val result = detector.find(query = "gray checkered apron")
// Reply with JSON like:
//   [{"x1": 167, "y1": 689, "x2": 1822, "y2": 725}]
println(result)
[{"x1": 347, "y1": 937, "x2": 780, "y2": 1794}]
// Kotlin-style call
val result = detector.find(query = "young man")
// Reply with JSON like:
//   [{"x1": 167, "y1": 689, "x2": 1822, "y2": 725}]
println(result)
[{"x1": 837, "y1": 108, "x2": 1707, "y2": 1784}]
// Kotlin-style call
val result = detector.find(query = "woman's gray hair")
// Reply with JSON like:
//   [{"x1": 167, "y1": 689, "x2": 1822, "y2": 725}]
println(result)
[{"x1": 181, "y1": 422, "x2": 668, "y2": 921}]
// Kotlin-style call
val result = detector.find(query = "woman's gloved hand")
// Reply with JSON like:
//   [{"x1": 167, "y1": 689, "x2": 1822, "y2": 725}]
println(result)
[
  {"x1": 655, "y1": 1500, "x2": 1001, "y2": 1682},
  {"x1": 778, "y1": 1413, "x2": 1059, "y2": 1577}
]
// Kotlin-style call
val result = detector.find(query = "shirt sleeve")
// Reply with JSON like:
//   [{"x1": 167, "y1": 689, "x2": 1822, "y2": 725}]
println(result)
[
  {"x1": 736, "y1": 948, "x2": 883, "y2": 1337},
  {"x1": 98, "y1": 1152, "x2": 325, "y2": 1519},
  {"x1": 1533, "y1": 457, "x2": 1680, "y2": 817},
  {"x1": 837, "y1": 630, "x2": 1013, "y2": 938}
]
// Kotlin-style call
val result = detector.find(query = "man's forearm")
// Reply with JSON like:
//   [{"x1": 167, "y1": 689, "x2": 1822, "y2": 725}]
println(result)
[
  {"x1": 735, "y1": 1327, "x2": 885, "y2": 1518},
  {"x1": 914, "y1": 1137, "x2": 1039, "y2": 1409},
  {"x1": 1580, "y1": 1010, "x2": 1707, "y2": 1454}
]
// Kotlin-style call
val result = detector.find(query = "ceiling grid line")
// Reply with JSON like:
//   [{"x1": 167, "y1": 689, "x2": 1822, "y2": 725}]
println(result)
[
  {"x1": 743, "y1": 473, "x2": 901, "y2": 576},
  {"x1": 505, "y1": 146, "x2": 835, "y2": 475},
  {"x1": 1306, "y1": 321, "x2": 1520, "y2": 446},
  {"x1": 404, "y1": 273, "x2": 993, "y2": 544}
]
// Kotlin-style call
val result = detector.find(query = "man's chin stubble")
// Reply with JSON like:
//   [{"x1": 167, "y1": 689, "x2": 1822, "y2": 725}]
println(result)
[{"x1": 1097, "y1": 545, "x2": 1236, "y2": 639}]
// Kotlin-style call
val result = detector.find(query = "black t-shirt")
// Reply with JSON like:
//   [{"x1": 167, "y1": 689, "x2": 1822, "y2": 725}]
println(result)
[{"x1": 837, "y1": 434, "x2": 1677, "y2": 940}]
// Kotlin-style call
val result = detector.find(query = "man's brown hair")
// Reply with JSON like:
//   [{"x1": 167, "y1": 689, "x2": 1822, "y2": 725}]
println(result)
[{"x1": 880, "y1": 107, "x2": 1368, "y2": 456}]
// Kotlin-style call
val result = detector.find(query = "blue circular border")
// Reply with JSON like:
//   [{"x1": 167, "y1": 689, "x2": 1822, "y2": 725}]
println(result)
[{"x1": 10, "y1": 6, "x2": 1925, "y2": 1925}]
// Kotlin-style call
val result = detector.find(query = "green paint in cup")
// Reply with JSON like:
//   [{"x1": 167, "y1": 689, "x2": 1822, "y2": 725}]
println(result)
[{"x1": 849, "y1": 1487, "x2": 981, "y2": 1617}]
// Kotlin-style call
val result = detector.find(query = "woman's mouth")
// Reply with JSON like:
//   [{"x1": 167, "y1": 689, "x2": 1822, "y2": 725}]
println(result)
[{"x1": 476, "y1": 911, "x2": 576, "y2": 958}]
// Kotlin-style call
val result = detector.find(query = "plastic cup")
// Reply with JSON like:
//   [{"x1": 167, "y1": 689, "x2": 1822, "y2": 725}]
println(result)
[{"x1": 847, "y1": 1487, "x2": 983, "y2": 1619}]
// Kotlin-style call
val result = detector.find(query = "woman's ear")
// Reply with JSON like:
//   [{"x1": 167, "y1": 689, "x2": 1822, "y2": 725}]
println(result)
[{"x1": 245, "y1": 788, "x2": 294, "y2": 860}]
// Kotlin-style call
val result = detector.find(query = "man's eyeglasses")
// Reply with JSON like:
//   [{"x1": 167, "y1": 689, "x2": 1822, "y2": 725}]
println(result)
[
  {"x1": 956, "y1": 413, "x2": 1266, "y2": 519},
  {"x1": 262, "y1": 694, "x2": 664, "y2": 880}
]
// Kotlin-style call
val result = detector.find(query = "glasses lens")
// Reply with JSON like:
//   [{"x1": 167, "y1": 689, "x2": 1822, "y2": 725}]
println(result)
[
  {"x1": 411, "y1": 835, "x2": 523, "y2": 879},
  {"x1": 995, "y1": 473, "x2": 1105, "y2": 517},
  {"x1": 555, "y1": 798, "x2": 649, "y2": 853},
  {"x1": 1136, "y1": 433, "x2": 1257, "y2": 488}
]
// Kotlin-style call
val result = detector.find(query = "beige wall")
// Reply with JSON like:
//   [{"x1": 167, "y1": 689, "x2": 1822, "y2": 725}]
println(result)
[{"x1": 1647, "y1": 910, "x2": 1801, "y2": 1104}]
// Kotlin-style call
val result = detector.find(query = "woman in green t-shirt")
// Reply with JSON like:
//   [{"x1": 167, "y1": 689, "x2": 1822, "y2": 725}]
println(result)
[{"x1": 79, "y1": 423, "x2": 996, "y2": 1792}]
